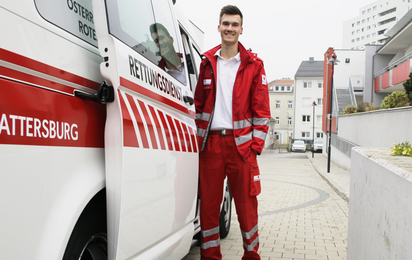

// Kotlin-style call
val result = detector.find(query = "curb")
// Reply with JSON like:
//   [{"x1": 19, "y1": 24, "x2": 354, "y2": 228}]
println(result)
[{"x1": 307, "y1": 155, "x2": 350, "y2": 203}]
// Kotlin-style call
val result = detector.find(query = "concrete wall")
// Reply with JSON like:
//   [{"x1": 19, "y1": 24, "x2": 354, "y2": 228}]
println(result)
[
  {"x1": 338, "y1": 106, "x2": 412, "y2": 147},
  {"x1": 348, "y1": 147, "x2": 412, "y2": 260}
]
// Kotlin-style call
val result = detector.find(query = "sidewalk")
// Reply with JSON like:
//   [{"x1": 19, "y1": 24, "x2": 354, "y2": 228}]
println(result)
[
  {"x1": 184, "y1": 150, "x2": 350, "y2": 260},
  {"x1": 307, "y1": 152, "x2": 351, "y2": 202}
]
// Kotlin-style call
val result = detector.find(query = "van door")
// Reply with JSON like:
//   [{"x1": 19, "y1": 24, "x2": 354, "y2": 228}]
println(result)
[{"x1": 92, "y1": 0, "x2": 198, "y2": 259}]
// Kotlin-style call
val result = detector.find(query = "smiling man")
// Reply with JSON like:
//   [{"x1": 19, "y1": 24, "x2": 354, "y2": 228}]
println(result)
[{"x1": 194, "y1": 5, "x2": 270, "y2": 260}]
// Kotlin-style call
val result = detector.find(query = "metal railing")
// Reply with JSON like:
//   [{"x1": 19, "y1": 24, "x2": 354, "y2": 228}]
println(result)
[{"x1": 331, "y1": 133, "x2": 359, "y2": 158}]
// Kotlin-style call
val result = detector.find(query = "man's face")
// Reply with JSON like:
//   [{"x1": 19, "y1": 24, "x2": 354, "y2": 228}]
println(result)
[
  {"x1": 218, "y1": 14, "x2": 243, "y2": 46},
  {"x1": 152, "y1": 28, "x2": 174, "y2": 57}
]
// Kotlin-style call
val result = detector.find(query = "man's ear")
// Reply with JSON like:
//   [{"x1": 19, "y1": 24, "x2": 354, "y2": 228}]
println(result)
[
  {"x1": 218, "y1": 25, "x2": 221, "y2": 33},
  {"x1": 240, "y1": 27, "x2": 243, "y2": 35}
]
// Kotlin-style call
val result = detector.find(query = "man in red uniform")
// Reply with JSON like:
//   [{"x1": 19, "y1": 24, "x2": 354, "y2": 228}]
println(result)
[{"x1": 194, "y1": 5, "x2": 270, "y2": 260}]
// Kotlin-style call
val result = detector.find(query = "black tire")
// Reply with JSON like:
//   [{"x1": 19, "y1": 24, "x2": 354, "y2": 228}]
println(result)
[
  {"x1": 219, "y1": 184, "x2": 232, "y2": 239},
  {"x1": 63, "y1": 190, "x2": 107, "y2": 260}
]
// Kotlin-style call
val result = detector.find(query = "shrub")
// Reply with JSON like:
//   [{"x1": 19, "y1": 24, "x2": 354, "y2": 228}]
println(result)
[
  {"x1": 356, "y1": 103, "x2": 365, "y2": 113},
  {"x1": 380, "y1": 91, "x2": 410, "y2": 109},
  {"x1": 343, "y1": 105, "x2": 357, "y2": 114},
  {"x1": 391, "y1": 141, "x2": 412, "y2": 157},
  {"x1": 357, "y1": 102, "x2": 377, "y2": 112}
]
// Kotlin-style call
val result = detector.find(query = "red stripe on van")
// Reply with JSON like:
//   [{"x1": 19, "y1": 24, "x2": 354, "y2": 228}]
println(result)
[
  {"x1": 148, "y1": 105, "x2": 166, "y2": 150},
  {"x1": 166, "y1": 115, "x2": 180, "y2": 152},
  {"x1": 182, "y1": 124, "x2": 193, "y2": 153},
  {"x1": 0, "y1": 48, "x2": 100, "y2": 91},
  {"x1": 0, "y1": 78, "x2": 104, "y2": 147},
  {"x1": 157, "y1": 110, "x2": 174, "y2": 151},
  {"x1": 118, "y1": 91, "x2": 139, "y2": 148},
  {"x1": 0, "y1": 65, "x2": 77, "y2": 95},
  {"x1": 125, "y1": 94, "x2": 150, "y2": 149},
  {"x1": 120, "y1": 77, "x2": 195, "y2": 118},
  {"x1": 188, "y1": 127, "x2": 198, "y2": 153},
  {"x1": 137, "y1": 100, "x2": 158, "y2": 150},
  {"x1": 174, "y1": 119, "x2": 186, "y2": 152}
]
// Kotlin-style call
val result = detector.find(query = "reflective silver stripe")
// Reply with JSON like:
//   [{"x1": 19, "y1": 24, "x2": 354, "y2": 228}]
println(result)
[
  {"x1": 252, "y1": 117, "x2": 270, "y2": 126},
  {"x1": 243, "y1": 236, "x2": 259, "y2": 251},
  {"x1": 235, "y1": 132, "x2": 252, "y2": 146},
  {"x1": 198, "y1": 128, "x2": 206, "y2": 137},
  {"x1": 234, "y1": 119, "x2": 252, "y2": 129},
  {"x1": 241, "y1": 224, "x2": 258, "y2": 240},
  {"x1": 201, "y1": 227, "x2": 220, "y2": 238},
  {"x1": 196, "y1": 113, "x2": 210, "y2": 121},
  {"x1": 201, "y1": 238, "x2": 220, "y2": 250},
  {"x1": 253, "y1": 129, "x2": 267, "y2": 141}
]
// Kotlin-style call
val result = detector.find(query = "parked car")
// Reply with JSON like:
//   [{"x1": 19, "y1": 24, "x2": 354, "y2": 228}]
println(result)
[
  {"x1": 313, "y1": 140, "x2": 324, "y2": 152},
  {"x1": 292, "y1": 141, "x2": 306, "y2": 152}
]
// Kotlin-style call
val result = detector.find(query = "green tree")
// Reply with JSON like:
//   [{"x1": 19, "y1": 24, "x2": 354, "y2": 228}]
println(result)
[{"x1": 403, "y1": 72, "x2": 412, "y2": 103}]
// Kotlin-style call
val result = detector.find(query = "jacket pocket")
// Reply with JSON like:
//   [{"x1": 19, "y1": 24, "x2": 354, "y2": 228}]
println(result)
[{"x1": 250, "y1": 158, "x2": 261, "y2": 196}]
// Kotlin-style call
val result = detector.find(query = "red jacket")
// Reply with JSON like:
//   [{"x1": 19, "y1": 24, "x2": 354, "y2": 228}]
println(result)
[{"x1": 195, "y1": 42, "x2": 270, "y2": 160}]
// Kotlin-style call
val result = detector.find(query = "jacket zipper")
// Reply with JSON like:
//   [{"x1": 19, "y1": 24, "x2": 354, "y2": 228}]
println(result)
[{"x1": 200, "y1": 56, "x2": 216, "y2": 152}]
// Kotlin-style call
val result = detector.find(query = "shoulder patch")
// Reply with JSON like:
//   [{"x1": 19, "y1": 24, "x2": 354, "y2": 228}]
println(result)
[{"x1": 262, "y1": 75, "x2": 267, "y2": 85}]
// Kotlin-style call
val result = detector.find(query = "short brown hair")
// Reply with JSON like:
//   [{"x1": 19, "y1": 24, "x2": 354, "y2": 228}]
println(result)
[{"x1": 219, "y1": 5, "x2": 243, "y2": 25}]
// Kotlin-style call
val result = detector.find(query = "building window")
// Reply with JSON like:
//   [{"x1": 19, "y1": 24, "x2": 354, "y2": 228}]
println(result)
[
  {"x1": 275, "y1": 86, "x2": 279, "y2": 91},
  {"x1": 317, "y1": 98, "x2": 323, "y2": 105},
  {"x1": 302, "y1": 132, "x2": 310, "y2": 138},
  {"x1": 287, "y1": 117, "x2": 292, "y2": 125},
  {"x1": 318, "y1": 82, "x2": 322, "y2": 88},
  {"x1": 302, "y1": 115, "x2": 311, "y2": 122},
  {"x1": 303, "y1": 82, "x2": 312, "y2": 88},
  {"x1": 288, "y1": 100, "x2": 293, "y2": 109},
  {"x1": 281, "y1": 86, "x2": 285, "y2": 91},
  {"x1": 287, "y1": 86, "x2": 291, "y2": 91},
  {"x1": 275, "y1": 117, "x2": 280, "y2": 124},
  {"x1": 303, "y1": 98, "x2": 311, "y2": 106},
  {"x1": 316, "y1": 132, "x2": 324, "y2": 138},
  {"x1": 276, "y1": 100, "x2": 280, "y2": 109},
  {"x1": 316, "y1": 115, "x2": 322, "y2": 123}
]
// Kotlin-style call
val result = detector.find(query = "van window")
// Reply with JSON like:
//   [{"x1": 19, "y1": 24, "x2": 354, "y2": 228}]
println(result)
[
  {"x1": 105, "y1": 0, "x2": 187, "y2": 85},
  {"x1": 35, "y1": 0, "x2": 97, "y2": 47}
]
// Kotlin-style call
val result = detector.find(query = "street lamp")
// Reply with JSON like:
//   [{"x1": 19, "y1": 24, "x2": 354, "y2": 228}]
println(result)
[
  {"x1": 312, "y1": 101, "x2": 317, "y2": 158},
  {"x1": 326, "y1": 53, "x2": 339, "y2": 172}
]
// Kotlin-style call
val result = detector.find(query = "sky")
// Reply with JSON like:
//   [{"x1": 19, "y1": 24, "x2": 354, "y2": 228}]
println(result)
[{"x1": 176, "y1": 0, "x2": 375, "y2": 82}]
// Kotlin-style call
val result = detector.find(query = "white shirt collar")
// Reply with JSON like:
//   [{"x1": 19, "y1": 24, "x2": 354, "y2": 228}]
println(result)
[{"x1": 214, "y1": 49, "x2": 241, "y2": 62}]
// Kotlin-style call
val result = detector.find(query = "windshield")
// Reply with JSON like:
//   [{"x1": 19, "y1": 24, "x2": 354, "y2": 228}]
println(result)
[
  {"x1": 314, "y1": 140, "x2": 323, "y2": 144},
  {"x1": 294, "y1": 141, "x2": 304, "y2": 145}
]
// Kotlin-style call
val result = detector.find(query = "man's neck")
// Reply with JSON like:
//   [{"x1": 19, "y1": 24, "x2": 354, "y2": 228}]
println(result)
[{"x1": 220, "y1": 42, "x2": 239, "y2": 61}]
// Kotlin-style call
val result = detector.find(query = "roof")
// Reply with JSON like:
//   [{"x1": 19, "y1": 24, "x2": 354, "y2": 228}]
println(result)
[
  {"x1": 273, "y1": 79, "x2": 294, "y2": 84},
  {"x1": 294, "y1": 61, "x2": 324, "y2": 78}
]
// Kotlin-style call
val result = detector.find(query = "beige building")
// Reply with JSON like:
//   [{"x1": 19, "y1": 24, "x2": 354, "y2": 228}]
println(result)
[{"x1": 268, "y1": 79, "x2": 294, "y2": 149}]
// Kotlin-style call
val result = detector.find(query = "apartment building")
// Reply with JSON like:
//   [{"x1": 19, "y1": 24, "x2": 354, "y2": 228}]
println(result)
[
  {"x1": 343, "y1": 0, "x2": 412, "y2": 50},
  {"x1": 268, "y1": 79, "x2": 294, "y2": 148},
  {"x1": 293, "y1": 58, "x2": 324, "y2": 145}
]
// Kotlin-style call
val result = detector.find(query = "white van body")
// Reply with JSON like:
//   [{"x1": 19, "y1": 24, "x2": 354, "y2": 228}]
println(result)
[{"x1": 0, "y1": 0, "x2": 233, "y2": 259}]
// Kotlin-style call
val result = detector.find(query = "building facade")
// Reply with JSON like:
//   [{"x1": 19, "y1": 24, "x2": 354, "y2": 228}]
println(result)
[
  {"x1": 343, "y1": 0, "x2": 412, "y2": 50},
  {"x1": 293, "y1": 58, "x2": 324, "y2": 146},
  {"x1": 268, "y1": 79, "x2": 294, "y2": 148}
]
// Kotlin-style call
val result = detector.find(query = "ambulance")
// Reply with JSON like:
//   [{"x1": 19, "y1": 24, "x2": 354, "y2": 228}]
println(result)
[{"x1": 0, "y1": 0, "x2": 232, "y2": 259}]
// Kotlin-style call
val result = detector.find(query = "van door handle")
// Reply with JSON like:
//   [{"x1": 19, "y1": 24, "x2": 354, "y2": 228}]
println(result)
[{"x1": 183, "y1": 95, "x2": 194, "y2": 105}]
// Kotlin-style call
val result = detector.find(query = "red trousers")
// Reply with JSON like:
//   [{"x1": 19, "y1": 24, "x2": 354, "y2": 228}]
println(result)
[{"x1": 199, "y1": 131, "x2": 261, "y2": 260}]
